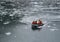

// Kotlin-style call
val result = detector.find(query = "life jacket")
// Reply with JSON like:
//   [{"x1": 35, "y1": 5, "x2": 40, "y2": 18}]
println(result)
[{"x1": 32, "y1": 21, "x2": 37, "y2": 24}]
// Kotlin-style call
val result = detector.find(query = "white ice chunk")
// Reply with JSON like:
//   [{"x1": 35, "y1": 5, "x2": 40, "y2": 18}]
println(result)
[
  {"x1": 50, "y1": 29, "x2": 58, "y2": 31},
  {"x1": 47, "y1": 25, "x2": 51, "y2": 28},
  {"x1": 9, "y1": 14, "x2": 14, "y2": 16},
  {"x1": 34, "y1": 2, "x2": 38, "y2": 4},
  {"x1": 5, "y1": 32, "x2": 11, "y2": 36},
  {"x1": 3, "y1": 21, "x2": 10, "y2": 24}
]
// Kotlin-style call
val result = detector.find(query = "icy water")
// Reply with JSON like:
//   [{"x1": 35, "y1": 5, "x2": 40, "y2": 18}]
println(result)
[{"x1": 0, "y1": 1, "x2": 60, "y2": 42}]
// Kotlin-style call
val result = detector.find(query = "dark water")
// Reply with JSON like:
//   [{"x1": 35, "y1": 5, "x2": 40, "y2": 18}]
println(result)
[{"x1": 0, "y1": 0, "x2": 60, "y2": 42}]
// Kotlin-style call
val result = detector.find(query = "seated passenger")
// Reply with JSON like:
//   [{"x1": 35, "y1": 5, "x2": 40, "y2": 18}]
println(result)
[
  {"x1": 32, "y1": 21, "x2": 37, "y2": 24},
  {"x1": 37, "y1": 20, "x2": 43, "y2": 26}
]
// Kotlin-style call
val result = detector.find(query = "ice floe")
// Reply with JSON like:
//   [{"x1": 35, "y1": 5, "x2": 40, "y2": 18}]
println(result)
[
  {"x1": 49, "y1": 29, "x2": 58, "y2": 31},
  {"x1": 5, "y1": 32, "x2": 11, "y2": 36}
]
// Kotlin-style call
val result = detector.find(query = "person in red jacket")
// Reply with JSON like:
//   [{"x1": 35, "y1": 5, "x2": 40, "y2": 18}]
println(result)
[
  {"x1": 32, "y1": 21, "x2": 37, "y2": 24},
  {"x1": 32, "y1": 19, "x2": 44, "y2": 26},
  {"x1": 37, "y1": 20, "x2": 43, "y2": 26}
]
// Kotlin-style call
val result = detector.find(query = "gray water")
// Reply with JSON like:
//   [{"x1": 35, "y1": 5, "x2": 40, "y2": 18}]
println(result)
[{"x1": 0, "y1": 0, "x2": 60, "y2": 42}]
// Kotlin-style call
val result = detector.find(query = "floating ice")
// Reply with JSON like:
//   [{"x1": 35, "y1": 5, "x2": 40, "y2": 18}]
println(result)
[
  {"x1": 47, "y1": 25, "x2": 51, "y2": 28},
  {"x1": 49, "y1": 29, "x2": 58, "y2": 31},
  {"x1": 34, "y1": 2, "x2": 38, "y2": 4},
  {"x1": 5, "y1": 32, "x2": 11, "y2": 36},
  {"x1": 3, "y1": 21, "x2": 10, "y2": 24},
  {"x1": 9, "y1": 14, "x2": 14, "y2": 16}
]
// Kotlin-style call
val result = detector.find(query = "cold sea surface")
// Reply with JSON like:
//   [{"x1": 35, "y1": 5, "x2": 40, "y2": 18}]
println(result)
[{"x1": 0, "y1": 1, "x2": 60, "y2": 42}]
